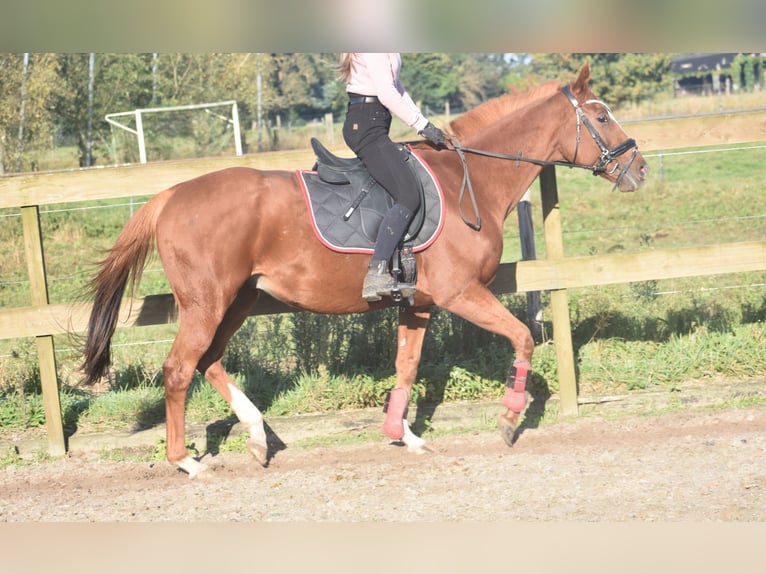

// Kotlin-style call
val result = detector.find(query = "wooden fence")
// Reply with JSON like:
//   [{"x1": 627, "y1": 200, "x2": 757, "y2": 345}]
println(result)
[{"x1": 2, "y1": 153, "x2": 766, "y2": 456}]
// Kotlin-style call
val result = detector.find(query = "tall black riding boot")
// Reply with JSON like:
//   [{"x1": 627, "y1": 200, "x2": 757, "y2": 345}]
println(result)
[{"x1": 362, "y1": 205, "x2": 413, "y2": 301}]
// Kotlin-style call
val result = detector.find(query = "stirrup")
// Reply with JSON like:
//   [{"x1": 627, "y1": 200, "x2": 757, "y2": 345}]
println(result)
[
  {"x1": 390, "y1": 283, "x2": 417, "y2": 302},
  {"x1": 390, "y1": 246, "x2": 417, "y2": 303}
]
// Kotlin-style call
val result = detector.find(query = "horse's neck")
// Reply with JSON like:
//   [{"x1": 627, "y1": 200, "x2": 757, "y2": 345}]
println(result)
[{"x1": 462, "y1": 95, "x2": 566, "y2": 224}]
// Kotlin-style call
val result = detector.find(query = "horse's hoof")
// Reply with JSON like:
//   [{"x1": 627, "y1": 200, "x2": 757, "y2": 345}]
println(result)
[
  {"x1": 247, "y1": 437, "x2": 268, "y2": 467},
  {"x1": 177, "y1": 455, "x2": 210, "y2": 479},
  {"x1": 497, "y1": 413, "x2": 518, "y2": 447},
  {"x1": 400, "y1": 418, "x2": 428, "y2": 454},
  {"x1": 192, "y1": 467, "x2": 217, "y2": 482},
  {"x1": 407, "y1": 443, "x2": 432, "y2": 455}
]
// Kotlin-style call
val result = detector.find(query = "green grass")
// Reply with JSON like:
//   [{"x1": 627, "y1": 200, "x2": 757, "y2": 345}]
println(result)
[
  {"x1": 2, "y1": 93, "x2": 766, "y2": 437},
  {"x1": 502, "y1": 144, "x2": 766, "y2": 261},
  {"x1": 576, "y1": 323, "x2": 766, "y2": 393}
]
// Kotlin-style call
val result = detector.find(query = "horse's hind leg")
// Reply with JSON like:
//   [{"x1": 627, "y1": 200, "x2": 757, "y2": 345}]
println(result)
[
  {"x1": 197, "y1": 285, "x2": 268, "y2": 466},
  {"x1": 384, "y1": 306, "x2": 432, "y2": 453},
  {"x1": 202, "y1": 362, "x2": 268, "y2": 465},
  {"x1": 165, "y1": 285, "x2": 263, "y2": 479},
  {"x1": 163, "y1": 317, "x2": 218, "y2": 479}
]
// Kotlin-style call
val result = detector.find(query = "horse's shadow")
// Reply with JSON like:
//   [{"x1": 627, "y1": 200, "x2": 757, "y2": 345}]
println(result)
[
  {"x1": 410, "y1": 371, "x2": 553, "y2": 444},
  {"x1": 204, "y1": 418, "x2": 286, "y2": 466},
  {"x1": 508, "y1": 373, "x2": 552, "y2": 444}
]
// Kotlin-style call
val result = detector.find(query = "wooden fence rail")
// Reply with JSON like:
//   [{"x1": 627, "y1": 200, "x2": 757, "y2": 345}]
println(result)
[{"x1": 2, "y1": 155, "x2": 765, "y2": 455}]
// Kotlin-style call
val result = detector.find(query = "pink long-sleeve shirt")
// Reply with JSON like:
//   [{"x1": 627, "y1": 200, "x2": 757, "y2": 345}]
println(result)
[{"x1": 345, "y1": 53, "x2": 429, "y2": 132}]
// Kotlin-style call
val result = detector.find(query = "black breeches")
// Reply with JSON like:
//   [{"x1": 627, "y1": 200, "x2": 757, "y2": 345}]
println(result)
[{"x1": 342, "y1": 101, "x2": 422, "y2": 215}]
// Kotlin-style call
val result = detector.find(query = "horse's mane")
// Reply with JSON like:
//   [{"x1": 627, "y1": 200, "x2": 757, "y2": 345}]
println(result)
[{"x1": 449, "y1": 80, "x2": 562, "y2": 139}]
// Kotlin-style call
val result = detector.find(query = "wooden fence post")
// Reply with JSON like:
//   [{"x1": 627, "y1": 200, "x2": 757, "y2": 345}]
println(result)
[
  {"x1": 21, "y1": 206, "x2": 65, "y2": 456},
  {"x1": 538, "y1": 166, "x2": 578, "y2": 416}
]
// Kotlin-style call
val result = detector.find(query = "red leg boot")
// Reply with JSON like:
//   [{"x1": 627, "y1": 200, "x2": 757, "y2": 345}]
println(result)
[
  {"x1": 502, "y1": 359, "x2": 531, "y2": 413},
  {"x1": 382, "y1": 388, "x2": 409, "y2": 439}
]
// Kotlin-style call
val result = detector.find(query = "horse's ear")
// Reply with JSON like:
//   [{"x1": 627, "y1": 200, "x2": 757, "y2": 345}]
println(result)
[{"x1": 572, "y1": 62, "x2": 591, "y2": 96}]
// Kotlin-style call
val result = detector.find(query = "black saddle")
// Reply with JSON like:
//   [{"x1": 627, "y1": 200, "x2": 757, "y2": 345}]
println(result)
[
  {"x1": 311, "y1": 139, "x2": 370, "y2": 184},
  {"x1": 298, "y1": 138, "x2": 444, "y2": 253}
]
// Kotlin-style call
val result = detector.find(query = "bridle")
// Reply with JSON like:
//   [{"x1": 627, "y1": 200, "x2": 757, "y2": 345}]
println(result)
[
  {"x1": 560, "y1": 84, "x2": 638, "y2": 184},
  {"x1": 448, "y1": 84, "x2": 640, "y2": 230}
]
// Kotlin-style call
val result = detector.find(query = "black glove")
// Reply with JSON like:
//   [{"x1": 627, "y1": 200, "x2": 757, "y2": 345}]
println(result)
[{"x1": 418, "y1": 121, "x2": 447, "y2": 148}]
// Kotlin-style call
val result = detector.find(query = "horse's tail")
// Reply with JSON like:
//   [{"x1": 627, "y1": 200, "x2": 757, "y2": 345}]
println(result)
[{"x1": 79, "y1": 188, "x2": 174, "y2": 385}]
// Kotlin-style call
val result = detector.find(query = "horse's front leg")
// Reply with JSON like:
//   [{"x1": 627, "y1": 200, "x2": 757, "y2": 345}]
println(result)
[
  {"x1": 435, "y1": 281, "x2": 535, "y2": 447},
  {"x1": 383, "y1": 306, "x2": 432, "y2": 453}
]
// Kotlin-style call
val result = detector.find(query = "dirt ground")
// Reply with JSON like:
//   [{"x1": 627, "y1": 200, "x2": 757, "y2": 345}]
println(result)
[{"x1": 1, "y1": 395, "x2": 764, "y2": 522}]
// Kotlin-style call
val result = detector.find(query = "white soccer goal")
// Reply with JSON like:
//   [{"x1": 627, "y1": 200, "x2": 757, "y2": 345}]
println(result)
[{"x1": 105, "y1": 100, "x2": 243, "y2": 164}]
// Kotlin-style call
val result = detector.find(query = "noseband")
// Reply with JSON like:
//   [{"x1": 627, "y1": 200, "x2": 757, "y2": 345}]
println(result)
[{"x1": 561, "y1": 84, "x2": 638, "y2": 189}]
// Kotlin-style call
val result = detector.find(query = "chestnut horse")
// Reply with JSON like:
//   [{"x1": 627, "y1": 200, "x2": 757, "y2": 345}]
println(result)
[{"x1": 81, "y1": 64, "x2": 647, "y2": 478}]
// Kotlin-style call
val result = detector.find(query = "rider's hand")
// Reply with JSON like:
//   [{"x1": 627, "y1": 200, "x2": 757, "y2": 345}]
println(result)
[{"x1": 418, "y1": 122, "x2": 447, "y2": 149}]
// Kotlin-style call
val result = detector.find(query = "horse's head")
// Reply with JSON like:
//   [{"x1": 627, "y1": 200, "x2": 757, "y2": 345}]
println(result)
[{"x1": 563, "y1": 63, "x2": 649, "y2": 192}]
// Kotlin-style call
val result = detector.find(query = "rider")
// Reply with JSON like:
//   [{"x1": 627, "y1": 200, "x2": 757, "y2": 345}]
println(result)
[{"x1": 340, "y1": 53, "x2": 447, "y2": 301}]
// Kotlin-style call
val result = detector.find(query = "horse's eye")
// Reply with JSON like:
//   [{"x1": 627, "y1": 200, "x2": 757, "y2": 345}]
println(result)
[{"x1": 597, "y1": 114, "x2": 609, "y2": 124}]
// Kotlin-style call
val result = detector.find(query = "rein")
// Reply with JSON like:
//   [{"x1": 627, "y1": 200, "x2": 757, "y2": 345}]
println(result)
[
  {"x1": 450, "y1": 140, "x2": 483, "y2": 231},
  {"x1": 447, "y1": 85, "x2": 639, "y2": 231}
]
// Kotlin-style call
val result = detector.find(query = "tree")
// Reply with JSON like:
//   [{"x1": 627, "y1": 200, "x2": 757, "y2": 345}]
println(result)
[
  {"x1": 529, "y1": 53, "x2": 674, "y2": 108},
  {"x1": 398, "y1": 54, "x2": 515, "y2": 114},
  {"x1": 0, "y1": 53, "x2": 62, "y2": 173},
  {"x1": 400, "y1": 53, "x2": 459, "y2": 112},
  {"x1": 1, "y1": 53, "x2": 684, "y2": 171},
  {"x1": 269, "y1": 53, "x2": 338, "y2": 121},
  {"x1": 57, "y1": 53, "x2": 157, "y2": 166},
  {"x1": 453, "y1": 54, "x2": 515, "y2": 111}
]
